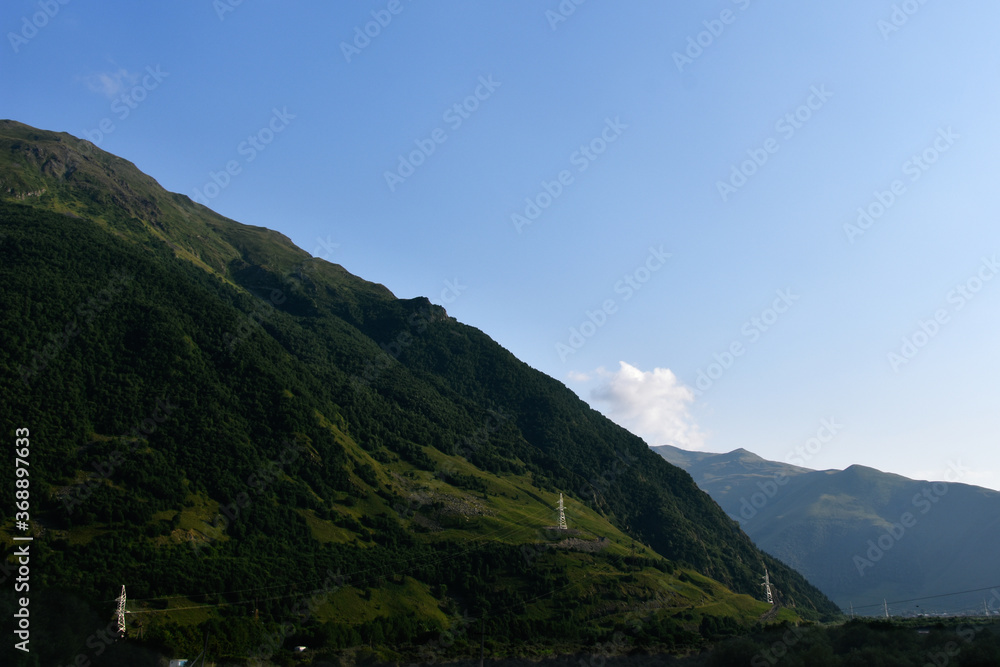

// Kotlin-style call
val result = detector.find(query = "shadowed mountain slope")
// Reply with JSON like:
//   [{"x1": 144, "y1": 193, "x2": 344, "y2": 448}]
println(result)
[
  {"x1": 655, "y1": 444, "x2": 1000, "y2": 616},
  {"x1": 0, "y1": 120, "x2": 838, "y2": 663}
]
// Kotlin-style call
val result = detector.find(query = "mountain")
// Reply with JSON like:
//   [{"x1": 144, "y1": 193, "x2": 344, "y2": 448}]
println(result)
[
  {"x1": 654, "y1": 444, "x2": 1000, "y2": 617},
  {"x1": 0, "y1": 120, "x2": 838, "y2": 665}
]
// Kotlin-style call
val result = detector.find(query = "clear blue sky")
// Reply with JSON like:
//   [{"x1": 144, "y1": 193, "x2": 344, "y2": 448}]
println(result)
[{"x1": 4, "y1": 1, "x2": 1000, "y2": 490}]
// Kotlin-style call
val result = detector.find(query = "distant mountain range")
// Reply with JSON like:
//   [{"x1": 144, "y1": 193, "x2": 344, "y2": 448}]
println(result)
[
  {"x1": 653, "y1": 445, "x2": 1000, "y2": 616},
  {"x1": 0, "y1": 120, "x2": 838, "y2": 664}
]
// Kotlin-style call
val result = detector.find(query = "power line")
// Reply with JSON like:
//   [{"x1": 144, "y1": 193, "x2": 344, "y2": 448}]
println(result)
[
  {"x1": 122, "y1": 503, "x2": 559, "y2": 613},
  {"x1": 122, "y1": 502, "x2": 556, "y2": 605},
  {"x1": 136, "y1": 549, "x2": 598, "y2": 625},
  {"x1": 846, "y1": 584, "x2": 1000, "y2": 613}
]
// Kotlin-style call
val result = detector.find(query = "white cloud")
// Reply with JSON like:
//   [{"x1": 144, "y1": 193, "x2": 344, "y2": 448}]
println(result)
[
  {"x1": 590, "y1": 361, "x2": 705, "y2": 450},
  {"x1": 566, "y1": 370, "x2": 591, "y2": 382},
  {"x1": 83, "y1": 67, "x2": 137, "y2": 98}
]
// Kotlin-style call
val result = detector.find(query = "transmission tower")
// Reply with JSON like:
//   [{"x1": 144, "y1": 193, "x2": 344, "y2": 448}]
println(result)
[
  {"x1": 883, "y1": 599, "x2": 890, "y2": 619},
  {"x1": 116, "y1": 585, "x2": 127, "y2": 637},
  {"x1": 556, "y1": 493, "x2": 567, "y2": 530},
  {"x1": 761, "y1": 567, "x2": 773, "y2": 605}
]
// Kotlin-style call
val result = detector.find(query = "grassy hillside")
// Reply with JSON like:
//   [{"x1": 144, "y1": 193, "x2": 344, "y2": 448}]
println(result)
[{"x1": 0, "y1": 121, "x2": 838, "y2": 664}]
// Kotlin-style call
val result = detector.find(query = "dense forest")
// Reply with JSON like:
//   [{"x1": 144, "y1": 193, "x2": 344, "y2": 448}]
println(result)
[{"x1": 0, "y1": 121, "x2": 839, "y2": 664}]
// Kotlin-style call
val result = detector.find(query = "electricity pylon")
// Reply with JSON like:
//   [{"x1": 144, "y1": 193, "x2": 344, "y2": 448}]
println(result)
[
  {"x1": 556, "y1": 493, "x2": 567, "y2": 530},
  {"x1": 116, "y1": 586, "x2": 127, "y2": 637}
]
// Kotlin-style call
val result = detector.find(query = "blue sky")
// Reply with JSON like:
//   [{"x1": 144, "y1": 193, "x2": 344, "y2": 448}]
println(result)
[{"x1": 4, "y1": 1, "x2": 1000, "y2": 490}]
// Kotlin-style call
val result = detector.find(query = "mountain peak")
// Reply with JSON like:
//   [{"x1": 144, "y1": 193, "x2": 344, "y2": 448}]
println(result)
[{"x1": 0, "y1": 121, "x2": 841, "y2": 659}]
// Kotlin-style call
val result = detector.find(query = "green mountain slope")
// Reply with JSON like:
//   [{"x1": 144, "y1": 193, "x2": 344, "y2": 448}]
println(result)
[
  {"x1": 0, "y1": 120, "x2": 838, "y2": 664},
  {"x1": 655, "y1": 444, "x2": 1000, "y2": 616}
]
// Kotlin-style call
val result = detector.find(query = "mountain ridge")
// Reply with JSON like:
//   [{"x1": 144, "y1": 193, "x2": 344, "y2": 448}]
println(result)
[
  {"x1": 0, "y1": 121, "x2": 838, "y2": 663},
  {"x1": 653, "y1": 444, "x2": 1000, "y2": 616}
]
